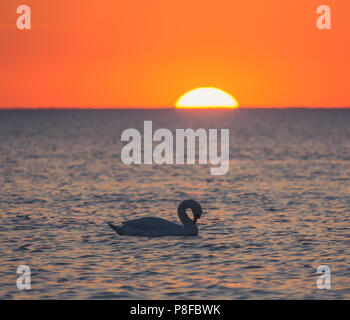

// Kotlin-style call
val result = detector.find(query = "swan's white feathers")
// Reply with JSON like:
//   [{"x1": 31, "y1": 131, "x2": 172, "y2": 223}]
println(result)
[
  {"x1": 121, "y1": 217, "x2": 175, "y2": 229},
  {"x1": 108, "y1": 200, "x2": 202, "y2": 237}
]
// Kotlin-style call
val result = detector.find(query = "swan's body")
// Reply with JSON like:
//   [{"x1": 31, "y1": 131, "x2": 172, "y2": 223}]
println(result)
[
  {"x1": 108, "y1": 217, "x2": 197, "y2": 237},
  {"x1": 108, "y1": 199, "x2": 203, "y2": 237}
]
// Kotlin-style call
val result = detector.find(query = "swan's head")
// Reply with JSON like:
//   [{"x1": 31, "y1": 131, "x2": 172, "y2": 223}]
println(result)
[
  {"x1": 192, "y1": 203, "x2": 202, "y2": 224},
  {"x1": 178, "y1": 199, "x2": 203, "y2": 225}
]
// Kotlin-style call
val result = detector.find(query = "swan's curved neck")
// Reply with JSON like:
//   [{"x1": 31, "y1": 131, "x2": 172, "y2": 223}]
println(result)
[{"x1": 177, "y1": 202, "x2": 196, "y2": 229}]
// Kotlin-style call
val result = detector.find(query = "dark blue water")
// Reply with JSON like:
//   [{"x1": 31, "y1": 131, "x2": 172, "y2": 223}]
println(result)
[{"x1": 0, "y1": 109, "x2": 350, "y2": 299}]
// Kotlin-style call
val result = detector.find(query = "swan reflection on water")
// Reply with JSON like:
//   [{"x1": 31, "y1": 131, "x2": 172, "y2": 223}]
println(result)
[{"x1": 108, "y1": 199, "x2": 203, "y2": 237}]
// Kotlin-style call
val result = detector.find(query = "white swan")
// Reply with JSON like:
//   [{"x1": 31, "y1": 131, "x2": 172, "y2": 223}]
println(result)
[{"x1": 107, "y1": 199, "x2": 203, "y2": 237}]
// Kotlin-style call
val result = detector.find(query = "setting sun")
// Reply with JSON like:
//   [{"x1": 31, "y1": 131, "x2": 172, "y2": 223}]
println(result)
[{"x1": 175, "y1": 88, "x2": 239, "y2": 109}]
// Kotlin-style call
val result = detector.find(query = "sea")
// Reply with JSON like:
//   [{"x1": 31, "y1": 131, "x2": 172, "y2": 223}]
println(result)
[{"x1": 0, "y1": 109, "x2": 349, "y2": 299}]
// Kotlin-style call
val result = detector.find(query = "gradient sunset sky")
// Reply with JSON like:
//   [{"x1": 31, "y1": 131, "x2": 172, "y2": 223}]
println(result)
[{"x1": 0, "y1": 0, "x2": 349, "y2": 108}]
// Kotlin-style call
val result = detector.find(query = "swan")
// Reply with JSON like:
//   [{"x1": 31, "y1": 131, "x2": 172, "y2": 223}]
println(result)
[{"x1": 107, "y1": 199, "x2": 203, "y2": 237}]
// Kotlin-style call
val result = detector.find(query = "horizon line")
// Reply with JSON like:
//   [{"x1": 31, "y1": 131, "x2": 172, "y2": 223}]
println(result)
[{"x1": 1, "y1": 106, "x2": 350, "y2": 110}]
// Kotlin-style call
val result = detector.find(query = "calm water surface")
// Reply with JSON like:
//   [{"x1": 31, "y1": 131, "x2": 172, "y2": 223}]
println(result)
[{"x1": 0, "y1": 109, "x2": 350, "y2": 299}]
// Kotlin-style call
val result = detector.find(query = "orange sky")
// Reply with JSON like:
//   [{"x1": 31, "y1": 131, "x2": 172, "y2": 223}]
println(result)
[{"x1": 0, "y1": 0, "x2": 349, "y2": 108}]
